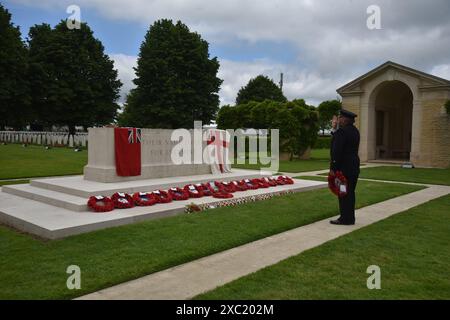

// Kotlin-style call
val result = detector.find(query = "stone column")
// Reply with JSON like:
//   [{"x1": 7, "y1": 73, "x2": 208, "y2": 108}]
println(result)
[{"x1": 409, "y1": 99, "x2": 422, "y2": 164}]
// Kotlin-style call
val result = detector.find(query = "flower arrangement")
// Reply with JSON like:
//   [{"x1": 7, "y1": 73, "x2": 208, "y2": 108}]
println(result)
[
  {"x1": 133, "y1": 192, "x2": 158, "y2": 206},
  {"x1": 152, "y1": 190, "x2": 172, "y2": 203},
  {"x1": 87, "y1": 176, "x2": 296, "y2": 213},
  {"x1": 168, "y1": 187, "x2": 190, "y2": 201},
  {"x1": 87, "y1": 195, "x2": 114, "y2": 212},
  {"x1": 184, "y1": 190, "x2": 294, "y2": 213},
  {"x1": 327, "y1": 171, "x2": 348, "y2": 197},
  {"x1": 111, "y1": 192, "x2": 134, "y2": 209},
  {"x1": 184, "y1": 184, "x2": 204, "y2": 198}
]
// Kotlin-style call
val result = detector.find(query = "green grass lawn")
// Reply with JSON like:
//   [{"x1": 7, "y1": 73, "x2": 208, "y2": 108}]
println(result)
[
  {"x1": 0, "y1": 144, "x2": 87, "y2": 179},
  {"x1": 0, "y1": 179, "x2": 30, "y2": 186},
  {"x1": 0, "y1": 180, "x2": 422, "y2": 299},
  {"x1": 359, "y1": 166, "x2": 450, "y2": 186},
  {"x1": 196, "y1": 194, "x2": 450, "y2": 300},
  {"x1": 233, "y1": 149, "x2": 331, "y2": 173}
]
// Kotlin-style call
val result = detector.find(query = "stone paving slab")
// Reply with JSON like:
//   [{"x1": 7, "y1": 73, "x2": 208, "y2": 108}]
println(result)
[
  {"x1": 30, "y1": 169, "x2": 271, "y2": 198},
  {"x1": 0, "y1": 178, "x2": 326, "y2": 239},
  {"x1": 77, "y1": 184, "x2": 450, "y2": 300}
]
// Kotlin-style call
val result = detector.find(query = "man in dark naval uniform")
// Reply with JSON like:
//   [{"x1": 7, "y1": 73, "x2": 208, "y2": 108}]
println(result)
[{"x1": 329, "y1": 109, "x2": 360, "y2": 225}]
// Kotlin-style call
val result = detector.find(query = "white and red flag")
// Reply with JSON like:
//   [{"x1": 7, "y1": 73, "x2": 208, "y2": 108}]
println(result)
[{"x1": 206, "y1": 129, "x2": 232, "y2": 174}]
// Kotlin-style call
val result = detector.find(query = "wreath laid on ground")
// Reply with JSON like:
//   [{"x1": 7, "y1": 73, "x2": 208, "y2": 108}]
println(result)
[
  {"x1": 277, "y1": 175, "x2": 294, "y2": 185},
  {"x1": 184, "y1": 184, "x2": 204, "y2": 198},
  {"x1": 327, "y1": 171, "x2": 348, "y2": 197},
  {"x1": 196, "y1": 183, "x2": 212, "y2": 196},
  {"x1": 87, "y1": 195, "x2": 114, "y2": 212},
  {"x1": 133, "y1": 192, "x2": 158, "y2": 206},
  {"x1": 231, "y1": 180, "x2": 248, "y2": 191},
  {"x1": 111, "y1": 192, "x2": 134, "y2": 209},
  {"x1": 168, "y1": 187, "x2": 190, "y2": 201},
  {"x1": 152, "y1": 190, "x2": 172, "y2": 203},
  {"x1": 251, "y1": 178, "x2": 270, "y2": 188},
  {"x1": 242, "y1": 178, "x2": 259, "y2": 190},
  {"x1": 86, "y1": 175, "x2": 298, "y2": 212},
  {"x1": 206, "y1": 182, "x2": 234, "y2": 198},
  {"x1": 263, "y1": 177, "x2": 278, "y2": 187},
  {"x1": 218, "y1": 181, "x2": 237, "y2": 193}
]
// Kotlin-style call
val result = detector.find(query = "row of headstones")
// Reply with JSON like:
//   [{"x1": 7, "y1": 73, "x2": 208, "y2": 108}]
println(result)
[{"x1": 0, "y1": 131, "x2": 88, "y2": 147}]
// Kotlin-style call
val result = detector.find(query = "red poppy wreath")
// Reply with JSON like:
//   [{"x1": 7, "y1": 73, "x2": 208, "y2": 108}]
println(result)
[
  {"x1": 111, "y1": 192, "x2": 134, "y2": 209},
  {"x1": 87, "y1": 195, "x2": 114, "y2": 212}
]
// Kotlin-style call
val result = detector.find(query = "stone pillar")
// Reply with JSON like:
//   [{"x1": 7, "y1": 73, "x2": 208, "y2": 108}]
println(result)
[{"x1": 409, "y1": 99, "x2": 422, "y2": 164}]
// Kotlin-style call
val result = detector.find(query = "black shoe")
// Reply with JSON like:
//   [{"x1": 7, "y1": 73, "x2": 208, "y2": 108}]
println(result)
[{"x1": 330, "y1": 219, "x2": 355, "y2": 225}]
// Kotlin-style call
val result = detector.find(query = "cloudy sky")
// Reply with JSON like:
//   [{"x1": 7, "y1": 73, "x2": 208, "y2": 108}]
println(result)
[{"x1": 4, "y1": 0, "x2": 450, "y2": 106}]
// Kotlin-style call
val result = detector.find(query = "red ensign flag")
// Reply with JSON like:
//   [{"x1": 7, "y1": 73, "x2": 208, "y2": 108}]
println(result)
[{"x1": 114, "y1": 127, "x2": 142, "y2": 176}]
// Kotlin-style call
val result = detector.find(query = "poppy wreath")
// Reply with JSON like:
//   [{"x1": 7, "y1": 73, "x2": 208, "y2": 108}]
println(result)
[
  {"x1": 133, "y1": 192, "x2": 158, "y2": 206},
  {"x1": 111, "y1": 192, "x2": 134, "y2": 209},
  {"x1": 205, "y1": 181, "x2": 233, "y2": 199},
  {"x1": 262, "y1": 177, "x2": 278, "y2": 187},
  {"x1": 251, "y1": 178, "x2": 270, "y2": 188},
  {"x1": 277, "y1": 175, "x2": 294, "y2": 185},
  {"x1": 196, "y1": 183, "x2": 212, "y2": 196},
  {"x1": 241, "y1": 178, "x2": 259, "y2": 190},
  {"x1": 184, "y1": 184, "x2": 204, "y2": 198},
  {"x1": 231, "y1": 180, "x2": 248, "y2": 191},
  {"x1": 273, "y1": 176, "x2": 286, "y2": 185},
  {"x1": 327, "y1": 171, "x2": 348, "y2": 198},
  {"x1": 152, "y1": 190, "x2": 172, "y2": 203},
  {"x1": 216, "y1": 181, "x2": 237, "y2": 193},
  {"x1": 87, "y1": 195, "x2": 114, "y2": 212},
  {"x1": 168, "y1": 187, "x2": 190, "y2": 201}
]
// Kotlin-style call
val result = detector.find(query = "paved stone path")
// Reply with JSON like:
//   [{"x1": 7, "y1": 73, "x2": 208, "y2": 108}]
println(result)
[{"x1": 78, "y1": 183, "x2": 450, "y2": 300}]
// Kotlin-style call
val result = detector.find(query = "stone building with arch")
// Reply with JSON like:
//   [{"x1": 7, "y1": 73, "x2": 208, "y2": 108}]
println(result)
[{"x1": 337, "y1": 61, "x2": 450, "y2": 168}]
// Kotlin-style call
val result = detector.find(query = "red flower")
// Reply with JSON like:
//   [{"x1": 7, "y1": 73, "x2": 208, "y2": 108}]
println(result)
[
  {"x1": 241, "y1": 178, "x2": 259, "y2": 189},
  {"x1": 184, "y1": 184, "x2": 204, "y2": 198},
  {"x1": 133, "y1": 192, "x2": 158, "y2": 206},
  {"x1": 251, "y1": 178, "x2": 270, "y2": 188},
  {"x1": 328, "y1": 171, "x2": 348, "y2": 197},
  {"x1": 230, "y1": 180, "x2": 248, "y2": 191},
  {"x1": 111, "y1": 192, "x2": 134, "y2": 209},
  {"x1": 168, "y1": 187, "x2": 190, "y2": 201},
  {"x1": 216, "y1": 181, "x2": 237, "y2": 193},
  {"x1": 87, "y1": 195, "x2": 114, "y2": 212},
  {"x1": 152, "y1": 190, "x2": 172, "y2": 203},
  {"x1": 204, "y1": 181, "x2": 233, "y2": 199}
]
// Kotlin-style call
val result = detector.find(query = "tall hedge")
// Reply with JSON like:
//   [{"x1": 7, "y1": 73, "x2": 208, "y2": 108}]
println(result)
[{"x1": 216, "y1": 99, "x2": 319, "y2": 159}]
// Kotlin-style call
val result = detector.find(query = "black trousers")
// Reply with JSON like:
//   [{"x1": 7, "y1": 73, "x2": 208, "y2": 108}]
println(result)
[{"x1": 338, "y1": 175, "x2": 358, "y2": 223}]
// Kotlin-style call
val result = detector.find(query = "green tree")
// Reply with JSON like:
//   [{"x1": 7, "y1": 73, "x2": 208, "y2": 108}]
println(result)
[
  {"x1": 28, "y1": 21, "x2": 121, "y2": 132},
  {"x1": 236, "y1": 75, "x2": 286, "y2": 105},
  {"x1": 216, "y1": 99, "x2": 319, "y2": 160},
  {"x1": 0, "y1": 4, "x2": 29, "y2": 130},
  {"x1": 120, "y1": 19, "x2": 222, "y2": 128},
  {"x1": 317, "y1": 99, "x2": 342, "y2": 134}
]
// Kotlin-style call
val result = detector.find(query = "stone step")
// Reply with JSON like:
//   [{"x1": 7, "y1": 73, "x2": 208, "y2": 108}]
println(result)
[
  {"x1": 0, "y1": 179, "x2": 329, "y2": 239},
  {"x1": 30, "y1": 169, "x2": 272, "y2": 198},
  {"x1": 2, "y1": 184, "x2": 87, "y2": 212}
]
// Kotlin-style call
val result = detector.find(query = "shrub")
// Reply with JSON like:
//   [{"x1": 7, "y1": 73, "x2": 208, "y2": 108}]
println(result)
[{"x1": 313, "y1": 136, "x2": 332, "y2": 149}]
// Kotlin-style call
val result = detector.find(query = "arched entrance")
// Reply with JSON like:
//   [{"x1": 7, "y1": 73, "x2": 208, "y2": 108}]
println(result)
[{"x1": 372, "y1": 80, "x2": 413, "y2": 161}]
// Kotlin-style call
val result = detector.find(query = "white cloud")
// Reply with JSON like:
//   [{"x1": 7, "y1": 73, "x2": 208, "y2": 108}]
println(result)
[
  {"x1": 431, "y1": 64, "x2": 450, "y2": 80},
  {"x1": 218, "y1": 59, "x2": 348, "y2": 106},
  {"x1": 110, "y1": 53, "x2": 137, "y2": 104},
  {"x1": 13, "y1": 0, "x2": 450, "y2": 105}
]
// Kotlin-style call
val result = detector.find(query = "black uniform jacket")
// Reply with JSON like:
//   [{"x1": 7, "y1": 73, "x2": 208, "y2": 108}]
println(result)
[{"x1": 330, "y1": 124, "x2": 360, "y2": 177}]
